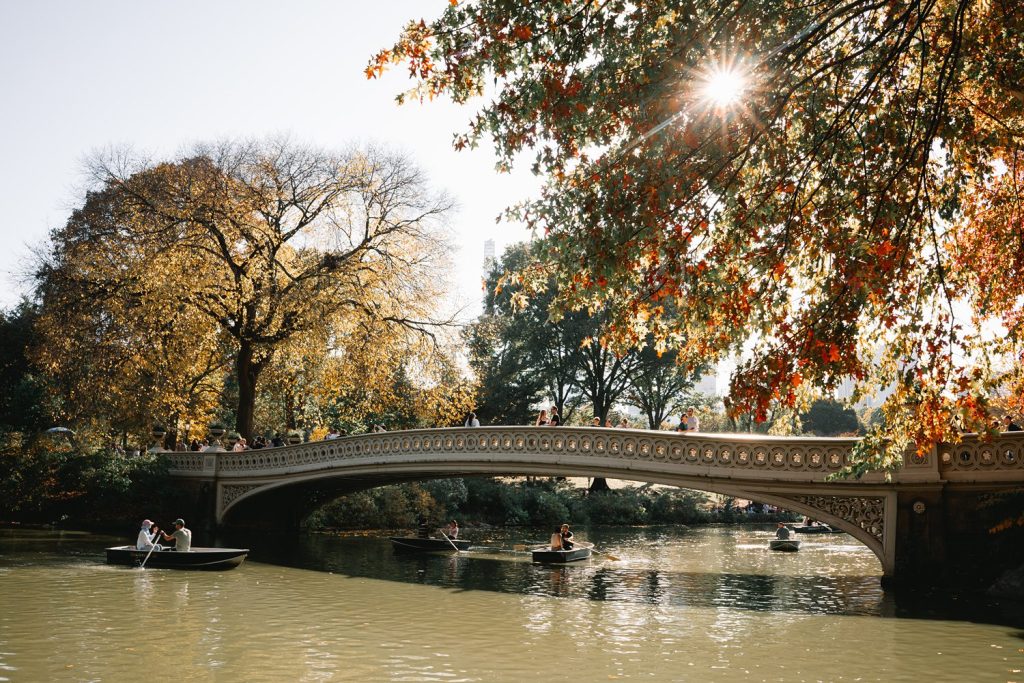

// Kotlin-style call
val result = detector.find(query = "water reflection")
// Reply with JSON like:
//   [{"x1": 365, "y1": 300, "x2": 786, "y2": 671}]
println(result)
[
  {"x1": 2, "y1": 527, "x2": 1023, "y2": 682},
  {"x1": 217, "y1": 526, "x2": 1022, "y2": 628}
]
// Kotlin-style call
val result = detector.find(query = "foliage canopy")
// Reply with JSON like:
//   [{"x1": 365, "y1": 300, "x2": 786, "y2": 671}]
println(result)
[
  {"x1": 376, "y1": 0, "x2": 1024, "y2": 467},
  {"x1": 34, "y1": 140, "x2": 455, "y2": 440}
]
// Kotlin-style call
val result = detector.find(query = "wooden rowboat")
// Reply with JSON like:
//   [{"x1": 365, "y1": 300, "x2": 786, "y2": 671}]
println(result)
[
  {"x1": 793, "y1": 525, "x2": 843, "y2": 534},
  {"x1": 769, "y1": 539, "x2": 802, "y2": 552},
  {"x1": 390, "y1": 536, "x2": 471, "y2": 552},
  {"x1": 106, "y1": 546, "x2": 248, "y2": 570},
  {"x1": 531, "y1": 542, "x2": 593, "y2": 563}
]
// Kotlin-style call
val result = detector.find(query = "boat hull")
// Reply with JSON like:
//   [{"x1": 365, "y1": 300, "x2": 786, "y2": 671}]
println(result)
[
  {"x1": 390, "y1": 537, "x2": 471, "y2": 552},
  {"x1": 106, "y1": 546, "x2": 248, "y2": 570},
  {"x1": 769, "y1": 539, "x2": 801, "y2": 552},
  {"x1": 793, "y1": 525, "x2": 843, "y2": 534},
  {"x1": 531, "y1": 545, "x2": 592, "y2": 563}
]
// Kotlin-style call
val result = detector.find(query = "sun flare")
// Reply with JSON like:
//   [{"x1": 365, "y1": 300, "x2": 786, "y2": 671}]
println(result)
[{"x1": 701, "y1": 67, "x2": 747, "y2": 108}]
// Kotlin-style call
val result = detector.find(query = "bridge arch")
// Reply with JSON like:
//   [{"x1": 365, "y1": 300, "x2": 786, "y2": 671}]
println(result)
[{"x1": 219, "y1": 465, "x2": 888, "y2": 570}]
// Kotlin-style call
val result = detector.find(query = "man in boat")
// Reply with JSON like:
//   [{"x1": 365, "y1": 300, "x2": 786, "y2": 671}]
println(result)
[
  {"x1": 417, "y1": 515, "x2": 430, "y2": 539},
  {"x1": 559, "y1": 523, "x2": 574, "y2": 550},
  {"x1": 136, "y1": 519, "x2": 161, "y2": 551},
  {"x1": 160, "y1": 518, "x2": 192, "y2": 552},
  {"x1": 775, "y1": 522, "x2": 792, "y2": 540}
]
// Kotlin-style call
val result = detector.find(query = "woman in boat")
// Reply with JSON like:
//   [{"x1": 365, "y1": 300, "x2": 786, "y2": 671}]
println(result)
[
  {"x1": 446, "y1": 520, "x2": 459, "y2": 539},
  {"x1": 549, "y1": 526, "x2": 563, "y2": 550},
  {"x1": 136, "y1": 519, "x2": 161, "y2": 551},
  {"x1": 559, "y1": 523, "x2": 574, "y2": 550}
]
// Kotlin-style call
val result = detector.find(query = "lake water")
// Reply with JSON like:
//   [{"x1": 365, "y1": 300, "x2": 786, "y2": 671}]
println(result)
[{"x1": 1, "y1": 526, "x2": 1022, "y2": 681}]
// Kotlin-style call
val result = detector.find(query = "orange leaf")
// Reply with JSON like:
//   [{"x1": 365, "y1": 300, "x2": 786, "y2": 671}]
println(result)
[{"x1": 513, "y1": 25, "x2": 533, "y2": 40}]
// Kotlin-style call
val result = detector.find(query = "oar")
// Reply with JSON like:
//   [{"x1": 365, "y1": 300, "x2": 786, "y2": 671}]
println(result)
[
  {"x1": 589, "y1": 545, "x2": 620, "y2": 561},
  {"x1": 439, "y1": 531, "x2": 461, "y2": 552},
  {"x1": 139, "y1": 527, "x2": 160, "y2": 569}
]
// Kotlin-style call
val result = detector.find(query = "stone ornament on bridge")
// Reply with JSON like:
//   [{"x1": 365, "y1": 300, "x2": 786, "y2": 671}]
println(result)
[{"x1": 792, "y1": 495, "x2": 886, "y2": 543}]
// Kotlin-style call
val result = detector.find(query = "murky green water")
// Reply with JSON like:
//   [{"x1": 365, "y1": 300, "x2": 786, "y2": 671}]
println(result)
[{"x1": 1, "y1": 526, "x2": 1021, "y2": 681}]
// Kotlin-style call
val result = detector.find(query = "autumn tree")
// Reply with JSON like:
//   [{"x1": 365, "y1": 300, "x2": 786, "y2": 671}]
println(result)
[
  {"x1": 35, "y1": 140, "x2": 452, "y2": 440},
  {"x1": 375, "y1": 0, "x2": 1024, "y2": 468}
]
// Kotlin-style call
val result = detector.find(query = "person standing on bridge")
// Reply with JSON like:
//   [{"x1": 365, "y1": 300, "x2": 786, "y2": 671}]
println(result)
[
  {"x1": 685, "y1": 408, "x2": 700, "y2": 432},
  {"x1": 548, "y1": 406, "x2": 560, "y2": 426},
  {"x1": 464, "y1": 412, "x2": 480, "y2": 427},
  {"x1": 535, "y1": 409, "x2": 549, "y2": 426}
]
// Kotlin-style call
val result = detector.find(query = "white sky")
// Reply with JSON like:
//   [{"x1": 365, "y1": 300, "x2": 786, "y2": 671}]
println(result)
[{"x1": 0, "y1": 0, "x2": 539, "y2": 317}]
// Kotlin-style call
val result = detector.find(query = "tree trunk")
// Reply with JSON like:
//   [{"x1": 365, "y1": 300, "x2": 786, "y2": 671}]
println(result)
[
  {"x1": 284, "y1": 391, "x2": 297, "y2": 430},
  {"x1": 235, "y1": 342, "x2": 262, "y2": 441}
]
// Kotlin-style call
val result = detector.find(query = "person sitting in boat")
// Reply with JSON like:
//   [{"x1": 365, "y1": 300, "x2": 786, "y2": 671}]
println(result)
[
  {"x1": 559, "y1": 523, "x2": 574, "y2": 550},
  {"x1": 417, "y1": 515, "x2": 430, "y2": 539},
  {"x1": 549, "y1": 526, "x2": 563, "y2": 550},
  {"x1": 446, "y1": 520, "x2": 459, "y2": 539},
  {"x1": 160, "y1": 518, "x2": 192, "y2": 552},
  {"x1": 136, "y1": 519, "x2": 161, "y2": 551},
  {"x1": 775, "y1": 522, "x2": 792, "y2": 540}
]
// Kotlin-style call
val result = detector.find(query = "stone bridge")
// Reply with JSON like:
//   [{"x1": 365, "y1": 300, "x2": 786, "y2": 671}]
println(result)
[{"x1": 165, "y1": 426, "x2": 1024, "y2": 588}]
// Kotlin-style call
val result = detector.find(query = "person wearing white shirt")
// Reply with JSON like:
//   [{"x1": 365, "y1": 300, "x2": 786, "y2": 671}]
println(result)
[
  {"x1": 136, "y1": 519, "x2": 161, "y2": 551},
  {"x1": 685, "y1": 408, "x2": 700, "y2": 432}
]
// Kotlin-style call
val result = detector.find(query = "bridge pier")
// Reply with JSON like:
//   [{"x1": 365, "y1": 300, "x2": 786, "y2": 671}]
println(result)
[{"x1": 887, "y1": 487, "x2": 947, "y2": 588}]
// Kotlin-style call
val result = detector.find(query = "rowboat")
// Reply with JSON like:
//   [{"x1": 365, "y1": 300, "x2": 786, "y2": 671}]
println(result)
[
  {"x1": 390, "y1": 536, "x2": 471, "y2": 552},
  {"x1": 106, "y1": 546, "x2": 249, "y2": 570},
  {"x1": 531, "y1": 542, "x2": 593, "y2": 563},
  {"x1": 793, "y1": 525, "x2": 843, "y2": 534},
  {"x1": 769, "y1": 539, "x2": 802, "y2": 552}
]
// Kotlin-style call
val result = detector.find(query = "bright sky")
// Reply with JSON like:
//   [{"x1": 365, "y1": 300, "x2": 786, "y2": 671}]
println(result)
[{"x1": 0, "y1": 0, "x2": 538, "y2": 317}]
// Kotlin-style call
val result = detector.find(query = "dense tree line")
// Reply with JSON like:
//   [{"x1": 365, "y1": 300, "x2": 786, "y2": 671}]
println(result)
[
  {"x1": 467, "y1": 242, "x2": 706, "y2": 429},
  {"x1": 306, "y1": 477, "x2": 794, "y2": 531}
]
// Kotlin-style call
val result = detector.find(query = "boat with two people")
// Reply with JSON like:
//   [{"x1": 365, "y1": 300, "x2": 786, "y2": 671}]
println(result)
[
  {"x1": 106, "y1": 546, "x2": 249, "y2": 569},
  {"x1": 531, "y1": 542, "x2": 593, "y2": 563},
  {"x1": 531, "y1": 523, "x2": 593, "y2": 563},
  {"x1": 106, "y1": 517, "x2": 248, "y2": 570},
  {"x1": 794, "y1": 518, "x2": 844, "y2": 534},
  {"x1": 391, "y1": 518, "x2": 470, "y2": 552}
]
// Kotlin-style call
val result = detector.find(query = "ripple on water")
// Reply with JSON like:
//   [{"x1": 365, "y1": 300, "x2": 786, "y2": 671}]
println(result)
[{"x1": 1, "y1": 527, "x2": 1022, "y2": 681}]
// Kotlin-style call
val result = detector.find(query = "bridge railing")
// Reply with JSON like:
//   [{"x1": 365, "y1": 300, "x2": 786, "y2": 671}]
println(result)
[{"x1": 163, "y1": 427, "x2": 1024, "y2": 483}]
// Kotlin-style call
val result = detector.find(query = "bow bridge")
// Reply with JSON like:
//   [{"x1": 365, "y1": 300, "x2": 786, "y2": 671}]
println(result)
[{"x1": 166, "y1": 426, "x2": 1024, "y2": 588}]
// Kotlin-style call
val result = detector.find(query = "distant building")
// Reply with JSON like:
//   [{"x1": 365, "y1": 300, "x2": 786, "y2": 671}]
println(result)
[
  {"x1": 483, "y1": 239, "x2": 497, "y2": 272},
  {"x1": 694, "y1": 372, "x2": 719, "y2": 396}
]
